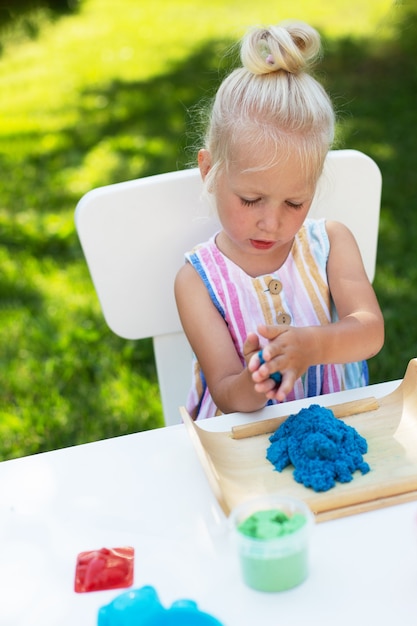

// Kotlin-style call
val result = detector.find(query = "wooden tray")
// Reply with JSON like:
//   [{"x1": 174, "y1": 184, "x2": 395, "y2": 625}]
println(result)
[{"x1": 181, "y1": 358, "x2": 417, "y2": 522}]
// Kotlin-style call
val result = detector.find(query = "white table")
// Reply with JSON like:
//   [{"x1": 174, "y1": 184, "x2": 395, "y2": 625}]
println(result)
[{"x1": 1, "y1": 380, "x2": 416, "y2": 626}]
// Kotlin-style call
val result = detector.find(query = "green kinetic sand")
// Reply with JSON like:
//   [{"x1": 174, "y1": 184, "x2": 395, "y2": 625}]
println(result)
[{"x1": 237, "y1": 509, "x2": 308, "y2": 592}]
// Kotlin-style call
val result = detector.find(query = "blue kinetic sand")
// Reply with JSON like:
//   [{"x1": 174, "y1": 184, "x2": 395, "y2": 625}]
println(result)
[
  {"x1": 258, "y1": 350, "x2": 282, "y2": 384},
  {"x1": 266, "y1": 404, "x2": 370, "y2": 492},
  {"x1": 98, "y1": 585, "x2": 224, "y2": 626}
]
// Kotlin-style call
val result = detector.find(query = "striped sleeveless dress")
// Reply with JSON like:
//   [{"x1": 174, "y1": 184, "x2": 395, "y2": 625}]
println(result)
[{"x1": 184, "y1": 218, "x2": 368, "y2": 420}]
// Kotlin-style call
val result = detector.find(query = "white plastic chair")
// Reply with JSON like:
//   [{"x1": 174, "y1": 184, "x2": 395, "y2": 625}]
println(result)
[{"x1": 75, "y1": 149, "x2": 382, "y2": 426}]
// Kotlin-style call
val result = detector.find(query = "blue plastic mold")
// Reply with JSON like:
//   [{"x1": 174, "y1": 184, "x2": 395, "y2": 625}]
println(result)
[{"x1": 98, "y1": 585, "x2": 224, "y2": 626}]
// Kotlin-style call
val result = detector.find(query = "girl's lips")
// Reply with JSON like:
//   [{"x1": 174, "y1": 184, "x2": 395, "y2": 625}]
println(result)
[{"x1": 250, "y1": 239, "x2": 275, "y2": 250}]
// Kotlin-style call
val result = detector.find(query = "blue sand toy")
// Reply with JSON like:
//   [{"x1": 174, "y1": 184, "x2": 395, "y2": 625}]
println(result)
[
  {"x1": 98, "y1": 585, "x2": 224, "y2": 626},
  {"x1": 266, "y1": 404, "x2": 370, "y2": 492},
  {"x1": 258, "y1": 350, "x2": 282, "y2": 384}
]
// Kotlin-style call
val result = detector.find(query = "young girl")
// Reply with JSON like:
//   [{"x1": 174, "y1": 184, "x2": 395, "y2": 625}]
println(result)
[{"x1": 175, "y1": 20, "x2": 384, "y2": 420}]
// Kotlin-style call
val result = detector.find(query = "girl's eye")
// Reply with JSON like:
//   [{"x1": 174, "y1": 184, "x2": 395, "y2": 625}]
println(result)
[
  {"x1": 285, "y1": 200, "x2": 304, "y2": 209},
  {"x1": 240, "y1": 197, "x2": 260, "y2": 207}
]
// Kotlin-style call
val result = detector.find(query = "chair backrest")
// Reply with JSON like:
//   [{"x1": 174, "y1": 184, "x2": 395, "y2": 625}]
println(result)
[{"x1": 75, "y1": 149, "x2": 382, "y2": 426}]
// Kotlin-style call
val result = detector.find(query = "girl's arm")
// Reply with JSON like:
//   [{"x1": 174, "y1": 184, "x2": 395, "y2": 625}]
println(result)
[
  {"x1": 250, "y1": 220, "x2": 385, "y2": 401},
  {"x1": 316, "y1": 219, "x2": 384, "y2": 361},
  {"x1": 174, "y1": 262, "x2": 275, "y2": 414}
]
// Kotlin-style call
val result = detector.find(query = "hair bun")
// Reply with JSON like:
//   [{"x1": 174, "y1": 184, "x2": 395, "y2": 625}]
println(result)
[{"x1": 240, "y1": 20, "x2": 322, "y2": 75}]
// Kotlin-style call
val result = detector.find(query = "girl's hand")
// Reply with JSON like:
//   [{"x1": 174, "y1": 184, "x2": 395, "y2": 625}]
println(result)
[
  {"x1": 244, "y1": 332, "x2": 278, "y2": 395},
  {"x1": 243, "y1": 332, "x2": 261, "y2": 366},
  {"x1": 248, "y1": 324, "x2": 315, "y2": 402}
]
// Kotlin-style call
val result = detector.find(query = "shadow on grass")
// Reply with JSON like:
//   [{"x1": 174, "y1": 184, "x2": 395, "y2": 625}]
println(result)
[
  {"x1": 0, "y1": 3, "x2": 416, "y2": 458},
  {"x1": 0, "y1": 0, "x2": 82, "y2": 36}
]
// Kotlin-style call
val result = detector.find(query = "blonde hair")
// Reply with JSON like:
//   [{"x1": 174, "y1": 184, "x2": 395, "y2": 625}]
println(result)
[{"x1": 203, "y1": 20, "x2": 335, "y2": 190}]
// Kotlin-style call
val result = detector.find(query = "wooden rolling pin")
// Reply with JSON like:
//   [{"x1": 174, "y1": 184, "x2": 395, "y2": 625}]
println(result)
[{"x1": 231, "y1": 396, "x2": 379, "y2": 440}]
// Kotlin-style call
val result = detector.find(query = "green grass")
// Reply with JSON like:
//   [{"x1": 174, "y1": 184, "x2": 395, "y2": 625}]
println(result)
[{"x1": 0, "y1": 0, "x2": 415, "y2": 460}]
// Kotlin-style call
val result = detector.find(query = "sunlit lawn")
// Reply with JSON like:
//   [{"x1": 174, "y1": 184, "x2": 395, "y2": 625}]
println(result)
[{"x1": 0, "y1": 0, "x2": 415, "y2": 460}]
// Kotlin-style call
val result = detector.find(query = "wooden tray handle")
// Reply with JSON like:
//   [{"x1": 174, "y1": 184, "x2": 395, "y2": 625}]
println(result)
[{"x1": 231, "y1": 396, "x2": 379, "y2": 440}]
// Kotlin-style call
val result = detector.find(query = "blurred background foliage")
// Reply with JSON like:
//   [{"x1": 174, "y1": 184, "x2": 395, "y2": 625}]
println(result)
[{"x1": 0, "y1": 0, "x2": 415, "y2": 460}]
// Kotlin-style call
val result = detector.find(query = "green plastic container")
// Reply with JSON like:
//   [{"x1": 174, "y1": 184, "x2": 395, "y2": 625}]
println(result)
[{"x1": 230, "y1": 495, "x2": 313, "y2": 592}]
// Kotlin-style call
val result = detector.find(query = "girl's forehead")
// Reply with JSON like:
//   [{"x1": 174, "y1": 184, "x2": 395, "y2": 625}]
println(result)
[
  {"x1": 229, "y1": 138, "x2": 301, "y2": 171},
  {"x1": 226, "y1": 130, "x2": 323, "y2": 184},
  {"x1": 227, "y1": 149, "x2": 317, "y2": 193}
]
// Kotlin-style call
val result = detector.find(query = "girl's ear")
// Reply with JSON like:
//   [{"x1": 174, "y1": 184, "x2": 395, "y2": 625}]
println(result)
[{"x1": 198, "y1": 149, "x2": 211, "y2": 180}]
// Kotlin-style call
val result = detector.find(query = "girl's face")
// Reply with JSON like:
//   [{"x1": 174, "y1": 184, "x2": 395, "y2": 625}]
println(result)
[{"x1": 198, "y1": 145, "x2": 317, "y2": 276}]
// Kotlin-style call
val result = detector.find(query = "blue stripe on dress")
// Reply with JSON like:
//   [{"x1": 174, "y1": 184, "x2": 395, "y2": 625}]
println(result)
[
  {"x1": 306, "y1": 364, "x2": 323, "y2": 397},
  {"x1": 188, "y1": 253, "x2": 225, "y2": 319},
  {"x1": 195, "y1": 367, "x2": 207, "y2": 417},
  {"x1": 362, "y1": 360, "x2": 369, "y2": 385}
]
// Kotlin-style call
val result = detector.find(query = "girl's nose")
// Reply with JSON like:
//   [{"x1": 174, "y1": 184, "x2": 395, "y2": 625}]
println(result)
[{"x1": 257, "y1": 206, "x2": 281, "y2": 233}]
